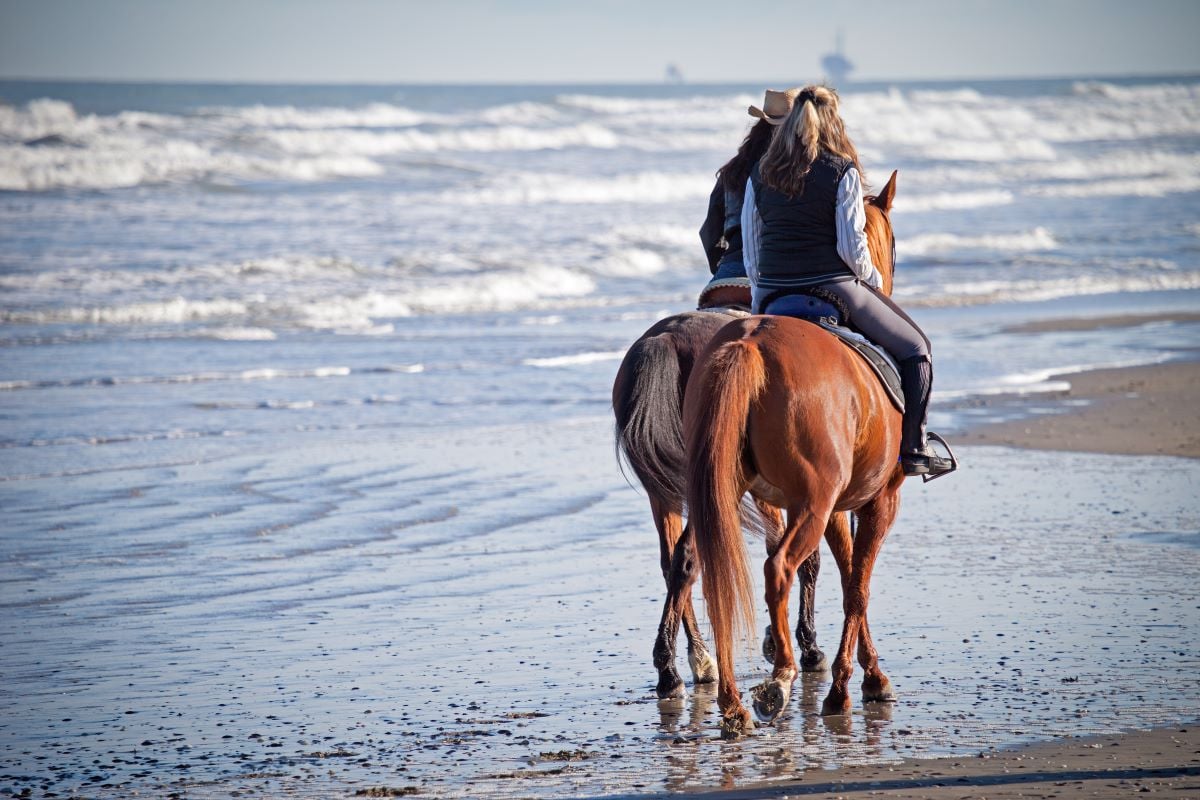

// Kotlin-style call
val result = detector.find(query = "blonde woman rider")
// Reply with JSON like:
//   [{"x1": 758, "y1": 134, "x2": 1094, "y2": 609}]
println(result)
[{"x1": 742, "y1": 85, "x2": 952, "y2": 477}]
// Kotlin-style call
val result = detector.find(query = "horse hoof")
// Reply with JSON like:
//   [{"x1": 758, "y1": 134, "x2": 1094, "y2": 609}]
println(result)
[
  {"x1": 800, "y1": 649, "x2": 829, "y2": 673},
  {"x1": 719, "y1": 709, "x2": 755, "y2": 740},
  {"x1": 751, "y1": 679, "x2": 791, "y2": 723},
  {"x1": 689, "y1": 649, "x2": 719, "y2": 685},
  {"x1": 862, "y1": 676, "x2": 897, "y2": 703},
  {"x1": 761, "y1": 626, "x2": 775, "y2": 664},
  {"x1": 656, "y1": 671, "x2": 686, "y2": 700},
  {"x1": 820, "y1": 692, "x2": 852, "y2": 717}
]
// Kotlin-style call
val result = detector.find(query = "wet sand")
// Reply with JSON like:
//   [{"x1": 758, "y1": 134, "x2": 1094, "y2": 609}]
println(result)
[
  {"x1": 1001, "y1": 311, "x2": 1200, "y2": 334},
  {"x1": 3, "y1": 423, "x2": 1198, "y2": 799},
  {"x1": 664, "y1": 724, "x2": 1200, "y2": 799},
  {"x1": 4, "y1": 311, "x2": 1200, "y2": 798}
]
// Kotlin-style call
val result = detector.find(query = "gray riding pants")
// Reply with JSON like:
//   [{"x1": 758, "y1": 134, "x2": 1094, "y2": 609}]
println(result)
[{"x1": 822, "y1": 280, "x2": 930, "y2": 363}]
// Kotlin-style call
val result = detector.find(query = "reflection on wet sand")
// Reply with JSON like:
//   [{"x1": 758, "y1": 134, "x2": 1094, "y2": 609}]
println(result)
[
  {"x1": 655, "y1": 669, "x2": 904, "y2": 790},
  {"x1": 3, "y1": 422, "x2": 1198, "y2": 798}
]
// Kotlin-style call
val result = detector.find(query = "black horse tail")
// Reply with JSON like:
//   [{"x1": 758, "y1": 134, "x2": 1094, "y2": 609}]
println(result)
[{"x1": 613, "y1": 332, "x2": 687, "y2": 508}]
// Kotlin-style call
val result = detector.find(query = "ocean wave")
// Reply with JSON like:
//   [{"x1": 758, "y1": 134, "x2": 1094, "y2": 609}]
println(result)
[
  {"x1": 844, "y1": 81, "x2": 1200, "y2": 161},
  {"x1": 892, "y1": 189, "x2": 1015, "y2": 213},
  {"x1": 1071, "y1": 80, "x2": 1200, "y2": 101},
  {"x1": 0, "y1": 365, "x2": 353, "y2": 392},
  {"x1": 930, "y1": 139, "x2": 1057, "y2": 162},
  {"x1": 555, "y1": 93, "x2": 750, "y2": 115},
  {"x1": 905, "y1": 88, "x2": 987, "y2": 104},
  {"x1": 1028, "y1": 173, "x2": 1200, "y2": 198},
  {"x1": 589, "y1": 248, "x2": 669, "y2": 277},
  {"x1": 201, "y1": 102, "x2": 433, "y2": 129},
  {"x1": 1, "y1": 255, "x2": 598, "y2": 330},
  {"x1": 596, "y1": 223, "x2": 699, "y2": 249},
  {"x1": 899, "y1": 227, "x2": 1058, "y2": 257},
  {"x1": 452, "y1": 171, "x2": 711, "y2": 205},
  {"x1": 260, "y1": 123, "x2": 620, "y2": 156},
  {"x1": 477, "y1": 101, "x2": 566, "y2": 125},
  {"x1": 523, "y1": 350, "x2": 626, "y2": 367},
  {"x1": 2, "y1": 297, "x2": 252, "y2": 325},
  {"x1": 1036, "y1": 150, "x2": 1200, "y2": 181},
  {"x1": 203, "y1": 327, "x2": 278, "y2": 341},
  {"x1": 0, "y1": 138, "x2": 383, "y2": 191},
  {"x1": 0, "y1": 98, "x2": 181, "y2": 141},
  {"x1": 5, "y1": 81, "x2": 1198, "y2": 195},
  {"x1": 0, "y1": 256, "x2": 366, "y2": 294},
  {"x1": 900, "y1": 269, "x2": 1200, "y2": 308}
]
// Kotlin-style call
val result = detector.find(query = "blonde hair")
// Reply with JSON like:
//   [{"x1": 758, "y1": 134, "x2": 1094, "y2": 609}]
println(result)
[{"x1": 758, "y1": 85, "x2": 866, "y2": 198}]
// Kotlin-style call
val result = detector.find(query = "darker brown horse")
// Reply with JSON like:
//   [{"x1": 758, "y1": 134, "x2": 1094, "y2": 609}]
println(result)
[
  {"x1": 684, "y1": 171, "x2": 904, "y2": 737},
  {"x1": 613, "y1": 283, "x2": 830, "y2": 700}
]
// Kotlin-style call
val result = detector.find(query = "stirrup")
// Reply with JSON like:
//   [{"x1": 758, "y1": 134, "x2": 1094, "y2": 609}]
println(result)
[{"x1": 901, "y1": 432, "x2": 958, "y2": 482}]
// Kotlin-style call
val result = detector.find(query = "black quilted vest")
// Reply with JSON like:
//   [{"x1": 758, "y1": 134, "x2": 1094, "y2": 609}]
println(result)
[{"x1": 751, "y1": 152, "x2": 855, "y2": 290}]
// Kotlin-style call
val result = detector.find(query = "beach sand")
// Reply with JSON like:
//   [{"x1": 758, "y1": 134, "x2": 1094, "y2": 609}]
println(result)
[
  {"x1": 4, "y1": 315, "x2": 1199, "y2": 799},
  {"x1": 674, "y1": 724, "x2": 1200, "y2": 799},
  {"x1": 958, "y1": 361, "x2": 1200, "y2": 458}
]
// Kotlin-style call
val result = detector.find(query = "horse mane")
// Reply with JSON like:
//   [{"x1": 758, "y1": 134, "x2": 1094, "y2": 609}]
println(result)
[{"x1": 863, "y1": 171, "x2": 899, "y2": 295}]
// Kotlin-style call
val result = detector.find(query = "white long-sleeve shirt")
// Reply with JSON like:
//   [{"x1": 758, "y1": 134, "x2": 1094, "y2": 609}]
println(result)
[{"x1": 743, "y1": 166, "x2": 882, "y2": 312}]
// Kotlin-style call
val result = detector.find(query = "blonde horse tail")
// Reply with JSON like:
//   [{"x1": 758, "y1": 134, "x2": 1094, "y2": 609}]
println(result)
[{"x1": 685, "y1": 337, "x2": 765, "y2": 678}]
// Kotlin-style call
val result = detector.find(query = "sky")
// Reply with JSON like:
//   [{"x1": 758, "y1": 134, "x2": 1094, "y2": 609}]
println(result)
[{"x1": 1, "y1": 0, "x2": 1198, "y2": 84}]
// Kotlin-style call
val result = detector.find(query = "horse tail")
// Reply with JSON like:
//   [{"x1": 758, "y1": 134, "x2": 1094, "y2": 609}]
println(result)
[
  {"x1": 613, "y1": 332, "x2": 686, "y2": 507},
  {"x1": 685, "y1": 336, "x2": 765, "y2": 669}
]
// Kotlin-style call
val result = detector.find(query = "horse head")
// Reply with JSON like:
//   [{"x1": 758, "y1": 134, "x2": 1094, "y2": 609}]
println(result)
[{"x1": 864, "y1": 170, "x2": 898, "y2": 297}]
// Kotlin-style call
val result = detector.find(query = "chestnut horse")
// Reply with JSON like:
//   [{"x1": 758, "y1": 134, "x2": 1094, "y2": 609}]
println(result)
[
  {"x1": 684, "y1": 171, "x2": 902, "y2": 737},
  {"x1": 613, "y1": 284, "x2": 832, "y2": 700}
]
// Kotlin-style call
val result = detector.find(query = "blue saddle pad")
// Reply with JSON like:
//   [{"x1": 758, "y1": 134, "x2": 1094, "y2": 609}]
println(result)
[{"x1": 763, "y1": 294, "x2": 843, "y2": 326}]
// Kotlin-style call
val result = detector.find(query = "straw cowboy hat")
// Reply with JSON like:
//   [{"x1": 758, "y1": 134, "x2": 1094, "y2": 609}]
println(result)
[{"x1": 748, "y1": 88, "x2": 803, "y2": 125}]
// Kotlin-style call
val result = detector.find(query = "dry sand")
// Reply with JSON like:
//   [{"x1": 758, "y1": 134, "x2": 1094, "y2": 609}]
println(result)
[{"x1": 958, "y1": 361, "x2": 1200, "y2": 458}]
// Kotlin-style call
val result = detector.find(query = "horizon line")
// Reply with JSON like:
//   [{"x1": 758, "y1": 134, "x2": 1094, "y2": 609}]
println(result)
[{"x1": 2, "y1": 69, "x2": 1199, "y2": 89}]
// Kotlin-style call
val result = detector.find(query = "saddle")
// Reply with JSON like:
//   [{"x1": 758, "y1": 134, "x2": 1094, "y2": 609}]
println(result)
[
  {"x1": 762, "y1": 290, "x2": 904, "y2": 412},
  {"x1": 697, "y1": 277, "x2": 753, "y2": 317}
]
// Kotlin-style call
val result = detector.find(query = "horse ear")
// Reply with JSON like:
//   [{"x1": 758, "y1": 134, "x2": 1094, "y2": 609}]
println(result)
[{"x1": 874, "y1": 170, "x2": 898, "y2": 212}]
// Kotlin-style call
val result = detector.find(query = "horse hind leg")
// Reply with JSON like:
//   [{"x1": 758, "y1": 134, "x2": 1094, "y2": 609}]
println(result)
[
  {"x1": 822, "y1": 489, "x2": 900, "y2": 716},
  {"x1": 678, "y1": 532, "x2": 717, "y2": 685},
  {"x1": 858, "y1": 616, "x2": 897, "y2": 703},
  {"x1": 753, "y1": 504, "x2": 831, "y2": 723},
  {"x1": 757, "y1": 501, "x2": 784, "y2": 665},
  {"x1": 650, "y1": 496, "x2": 712, "y2": 698},
  {"x1": 794, "y1": 515, "x2": 845, "y2": 672},
  {"x1": 768, "y1": 510, "x2": 845, "y2": 669},
  {"x1": 765, "y1": 544, "x2": 826, "y2": 671}
]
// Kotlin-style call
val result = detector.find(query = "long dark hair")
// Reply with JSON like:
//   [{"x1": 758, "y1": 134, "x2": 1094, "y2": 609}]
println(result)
[
  {"x1": 759, "y1": 85, "x2": 866, "y2": 198},
  {"x1": 716, "y1": 119, "x2": 774, "y2": 193}
]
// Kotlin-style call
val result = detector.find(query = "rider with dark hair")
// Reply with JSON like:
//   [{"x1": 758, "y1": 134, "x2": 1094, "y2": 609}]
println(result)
[
  {"x1": 697, "y1": 90, "x2": 798, "y2": 307},
  {"x1": 742, "y1": 84, "x2": 953, "y2": 477}
]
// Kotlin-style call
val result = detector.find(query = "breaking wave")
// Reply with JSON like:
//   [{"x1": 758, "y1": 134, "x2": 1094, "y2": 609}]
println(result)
[
  {"x1": 900, "y1": 269, "x2": 1200, "y2": 308},
  {"x1": 900, "y1": 227, "x2": 1058, "y2": 257},
  {"x1": 452, "y1": 171, "x2": 711, "y2": 205}
]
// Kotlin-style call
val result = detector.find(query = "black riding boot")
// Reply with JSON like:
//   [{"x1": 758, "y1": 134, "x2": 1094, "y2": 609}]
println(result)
[{"x1": 898, "y1": 356, "x2": 953, "y2": 476}]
